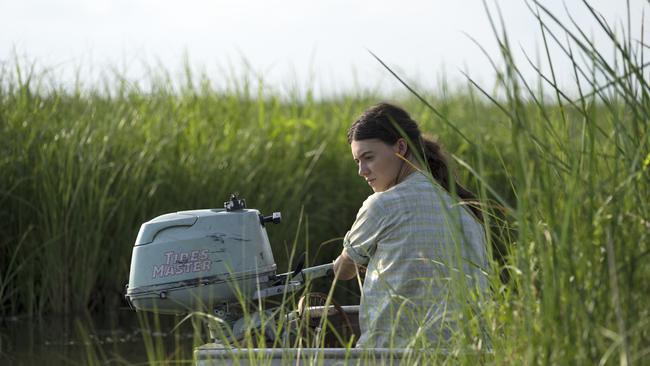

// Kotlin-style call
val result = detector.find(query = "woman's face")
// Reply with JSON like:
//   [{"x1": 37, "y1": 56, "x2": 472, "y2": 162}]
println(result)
[{"x1": 351, "y1": 138, "x2": 405, "y2": 192}]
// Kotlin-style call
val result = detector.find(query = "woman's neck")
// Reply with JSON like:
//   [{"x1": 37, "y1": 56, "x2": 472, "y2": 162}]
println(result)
[{"x1": 393, "y1": 153, "x2": 422, "y2": 186}]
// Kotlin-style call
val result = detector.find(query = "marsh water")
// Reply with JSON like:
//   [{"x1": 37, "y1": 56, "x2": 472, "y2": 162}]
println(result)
[{"x1": 1, "y1": 309, "x2": 202, "y2": 365}]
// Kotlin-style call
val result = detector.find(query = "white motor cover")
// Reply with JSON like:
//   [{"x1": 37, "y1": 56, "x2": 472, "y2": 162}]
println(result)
[{"x1": 126, "y1": 208, "x2": 277, "y2": 314}]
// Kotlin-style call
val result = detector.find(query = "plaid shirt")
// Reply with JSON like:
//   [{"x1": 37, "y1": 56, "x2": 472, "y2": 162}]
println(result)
[{"x1": 343, "y1": 171, "x2": 488, "y2": 348}]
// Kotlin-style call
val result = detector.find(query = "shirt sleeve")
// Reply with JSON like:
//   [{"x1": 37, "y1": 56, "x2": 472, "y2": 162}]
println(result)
[{"x1": 343, "y1": 195, "x2": 385, "y2": 266}]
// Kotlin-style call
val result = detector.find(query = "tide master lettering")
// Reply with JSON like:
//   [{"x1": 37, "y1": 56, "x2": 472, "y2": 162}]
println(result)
[{"x1": 152, "y1": 249, "x2": 211, "y2": 279}]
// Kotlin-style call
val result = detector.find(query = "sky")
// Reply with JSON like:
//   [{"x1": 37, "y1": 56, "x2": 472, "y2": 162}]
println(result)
[{"x1": 1, "y1": 0, "x2": 648, "y2": 97}]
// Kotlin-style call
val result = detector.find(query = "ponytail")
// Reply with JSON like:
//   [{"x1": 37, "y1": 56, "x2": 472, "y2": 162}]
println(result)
[{"x1": 419, "y1": 137, "x2": 483, "y2": 221}]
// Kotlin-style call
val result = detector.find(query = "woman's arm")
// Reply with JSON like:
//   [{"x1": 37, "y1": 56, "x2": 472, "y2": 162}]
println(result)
[{"x1": 333, "y1": 248, "x2": 359, "y2": 280}]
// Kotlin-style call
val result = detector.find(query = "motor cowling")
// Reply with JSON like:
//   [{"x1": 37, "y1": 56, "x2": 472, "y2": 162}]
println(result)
[{"x1": 125, "y1": 199, "x2": 279, "y2": 314}]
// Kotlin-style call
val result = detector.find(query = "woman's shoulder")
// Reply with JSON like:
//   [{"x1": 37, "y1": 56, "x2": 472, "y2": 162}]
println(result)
[
  {"x1": 363, "y1": 172, "x2": 447, "y2": 211},
  {"x1": 387, "y1": 171, "x2": 439, "y2": 196},
  {"x1": 381, "y1": 171, "x2": 453, "y2": 207},
  {"x1": 361, "y1": 191, "x2": 387, "y2": 212}
]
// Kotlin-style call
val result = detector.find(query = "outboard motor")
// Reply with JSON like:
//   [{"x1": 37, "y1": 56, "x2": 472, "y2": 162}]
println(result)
[{"x1": 125, "y1": 194, "x2": 333, "y2": 339}]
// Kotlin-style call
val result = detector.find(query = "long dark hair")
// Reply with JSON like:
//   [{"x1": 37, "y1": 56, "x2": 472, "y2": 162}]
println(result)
[{"x1": 347, "y1": 102, "x2": 483, "y2": 221}]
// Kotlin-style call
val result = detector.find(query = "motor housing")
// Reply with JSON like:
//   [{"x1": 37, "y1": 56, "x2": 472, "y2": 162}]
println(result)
[{"x1": 125, "y1": 204, "x2": 278, "y2": 314}]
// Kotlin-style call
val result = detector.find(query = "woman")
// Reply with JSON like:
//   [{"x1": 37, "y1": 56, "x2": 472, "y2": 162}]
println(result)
[{"x1": 333, "y1": 102, "x2": 489, "y2": 349}]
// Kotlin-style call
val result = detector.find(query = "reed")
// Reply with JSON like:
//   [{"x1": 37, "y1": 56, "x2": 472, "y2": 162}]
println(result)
[{"x1": 466, "y1": 1, "x2": 650, "y2": 364}]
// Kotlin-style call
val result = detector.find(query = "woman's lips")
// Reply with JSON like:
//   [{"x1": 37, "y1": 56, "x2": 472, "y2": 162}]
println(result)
[{"x1": 366, "y1": 178, "x2": 375, "y2": 185}]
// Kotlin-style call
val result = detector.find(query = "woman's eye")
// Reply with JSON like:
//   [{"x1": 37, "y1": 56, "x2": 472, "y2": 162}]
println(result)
[{"x1": 355, "y1": 155, "x2": 373, "y2": 164}]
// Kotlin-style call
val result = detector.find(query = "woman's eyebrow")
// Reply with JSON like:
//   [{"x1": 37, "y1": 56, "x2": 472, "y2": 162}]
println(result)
[{"x1": 354, "y1": 150, "x2": 373, "y2": 160}]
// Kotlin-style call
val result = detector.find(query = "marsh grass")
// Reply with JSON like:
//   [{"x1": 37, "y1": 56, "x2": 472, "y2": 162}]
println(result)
[
  {"x1": 2, "y1": 0, "x2": 650, "y2": 364},
  {"x1": 466, "y1": 1, "x2": 649, "y2": 364}
]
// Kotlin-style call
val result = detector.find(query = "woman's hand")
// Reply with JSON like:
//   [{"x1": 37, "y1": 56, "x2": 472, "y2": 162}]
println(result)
[{"x1": 333, "y1": 249, "x2": 360, "y2": 281}]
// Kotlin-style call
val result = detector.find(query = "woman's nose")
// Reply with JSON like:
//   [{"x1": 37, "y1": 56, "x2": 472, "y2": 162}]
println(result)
[{"x1": 358, "y1": 163, "x2": 369, "y2": 177}]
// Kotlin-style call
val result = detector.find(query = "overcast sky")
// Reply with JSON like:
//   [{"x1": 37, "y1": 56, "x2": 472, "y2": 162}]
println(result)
[{"x1": 1, "y1": 0, "x2": 647, "y2": 96}]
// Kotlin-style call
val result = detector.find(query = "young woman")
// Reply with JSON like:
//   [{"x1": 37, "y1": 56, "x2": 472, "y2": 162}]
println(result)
[{"x1": 333, "y1": 102, "x2": 489, "y2": 348}]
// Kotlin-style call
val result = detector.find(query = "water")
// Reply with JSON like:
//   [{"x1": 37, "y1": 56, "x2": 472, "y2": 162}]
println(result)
[{"x1": 0, "y1": 309, "x2": 203, "y2": 365}]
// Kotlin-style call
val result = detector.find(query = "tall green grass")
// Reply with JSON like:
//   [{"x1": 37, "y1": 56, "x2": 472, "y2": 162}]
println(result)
[
  {"x1": 467, "y1": 1, "x2": 649, "y2": 364},
  {"x1": 0, "y1": 66, "x2": 374, "y2": 315},
  {"x1": 1, "y1": 0, "x2": 649, "y2": 364}
]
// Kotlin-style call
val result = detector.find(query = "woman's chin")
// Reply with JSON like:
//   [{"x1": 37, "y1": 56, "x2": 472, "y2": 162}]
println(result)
[{"x1": 367, "y1": 179, "x2": 386, "y2": 192}]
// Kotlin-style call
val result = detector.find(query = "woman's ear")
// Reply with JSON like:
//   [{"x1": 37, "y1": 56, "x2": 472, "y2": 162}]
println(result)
[{"x1": 395, "y1": 138, "x2": 408, "y2": 156}]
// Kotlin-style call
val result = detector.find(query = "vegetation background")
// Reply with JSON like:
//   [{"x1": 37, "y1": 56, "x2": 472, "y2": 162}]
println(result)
[{"x1": 1, "y1": 1, "x2": 649, "y2": 364}]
